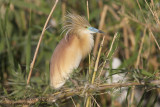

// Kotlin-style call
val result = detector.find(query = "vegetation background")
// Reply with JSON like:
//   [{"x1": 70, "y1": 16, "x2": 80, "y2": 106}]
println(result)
[{"x1": 0, "y1": 0, "x2": 160, "y2": 106}]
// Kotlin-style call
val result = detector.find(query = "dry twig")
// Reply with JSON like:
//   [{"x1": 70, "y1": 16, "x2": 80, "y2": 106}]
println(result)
[
  {"x1": 27, "y1": 0, "x2": 59, "y2": 84},
  {"x1": 92, "y1": 5, "x2": 108, "y2": 59},
  {"x1": 98, "y1": 32, "x2": 118, "y2": 78},
  {"x1": 1, "y1": 80, "x2": 160, "y2": 105},
  {"x1": 135, "y1": 27, "x2": 147, "y2": 68}
]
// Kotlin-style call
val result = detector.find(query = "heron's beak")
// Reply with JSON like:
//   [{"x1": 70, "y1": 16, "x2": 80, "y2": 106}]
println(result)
[{"x1": 88, "y1": 27, "x2": 105, "y2": 34}]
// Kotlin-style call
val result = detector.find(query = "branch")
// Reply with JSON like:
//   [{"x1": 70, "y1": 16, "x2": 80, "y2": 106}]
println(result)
[
  {"x1": 27, "y1": 0, "x2": 59, "y2": 84},
  {"x1": 1, "y1": 80, "x2": 160, "y2": 105}
]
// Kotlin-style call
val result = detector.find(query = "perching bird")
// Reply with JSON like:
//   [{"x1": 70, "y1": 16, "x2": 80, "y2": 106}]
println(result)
[{"x1": 50, "y1": 13, "x2": 104, "y2": 89}]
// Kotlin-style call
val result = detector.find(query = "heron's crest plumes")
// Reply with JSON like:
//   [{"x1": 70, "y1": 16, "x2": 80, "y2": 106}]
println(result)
[{"x1": 62, "y1": 13, "x2": 91, "y2": 37}]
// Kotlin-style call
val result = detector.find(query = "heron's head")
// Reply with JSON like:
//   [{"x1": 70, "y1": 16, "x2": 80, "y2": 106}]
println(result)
[{"x1": 63, "y1": 13, "x2": 104, "y2": 36}]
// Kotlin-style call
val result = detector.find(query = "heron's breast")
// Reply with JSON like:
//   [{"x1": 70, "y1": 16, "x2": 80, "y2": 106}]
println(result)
[
  {"x1": 50, "y1": 37, "x2": 82, "y2": 80},
  {"x1": 79, "y1": 33, "x2": 94, "y2": 59}
]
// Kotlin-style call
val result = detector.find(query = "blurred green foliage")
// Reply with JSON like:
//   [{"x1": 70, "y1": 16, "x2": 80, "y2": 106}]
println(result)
[{"x1": 0, "y1": 0, "x2": 160, "y2": 106}]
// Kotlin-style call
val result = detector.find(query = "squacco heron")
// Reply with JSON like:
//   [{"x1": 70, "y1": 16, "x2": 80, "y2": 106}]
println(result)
[{"x1": 50, "y1": 14, "x2": 104, "y2": 89}]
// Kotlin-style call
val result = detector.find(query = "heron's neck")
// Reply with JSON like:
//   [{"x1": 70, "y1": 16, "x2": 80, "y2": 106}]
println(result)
[{"x1": 78, "y1": 32, "x2": 94, "y2": 59}]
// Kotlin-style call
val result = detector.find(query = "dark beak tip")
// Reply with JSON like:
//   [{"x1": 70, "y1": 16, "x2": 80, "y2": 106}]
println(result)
[{"x1": 99, "y1": 30, "x2": 105, "y2": 34}]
